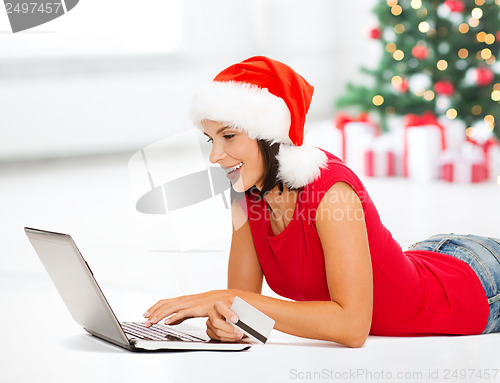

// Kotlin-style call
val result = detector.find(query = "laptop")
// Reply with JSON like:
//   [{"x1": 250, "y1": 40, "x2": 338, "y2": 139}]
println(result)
[{"x1": 24, "y1": 227, "x2": 251, "y2": 352}]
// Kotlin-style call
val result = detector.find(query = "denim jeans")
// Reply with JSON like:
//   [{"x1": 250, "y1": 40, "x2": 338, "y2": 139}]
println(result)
[{"x1": 408, "y1": 233, "x2": 500, "y2": 334}]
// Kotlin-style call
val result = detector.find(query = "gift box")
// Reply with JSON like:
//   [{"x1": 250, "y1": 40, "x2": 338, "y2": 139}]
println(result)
[
  {"x1": 403, "y1": 112, "x2": 447, "y2": 182},
  {"x1": 303, "y1": 119, "x2": 343, "y2": 158},
  {"x1": 385, "y1": 115, "x2": 406, "y2": 176},
  {"x1": 466, "y1": 137, "x2": 500, "y2": 182},
  {"x1": 363, "y1": 135, "x2": 397, "y2": 177},
  {"x1": 335, "y1": 113, "x2": 378, "y2": 176},
  {"x1": 439, "y1": 117, "x2": 466, "y2": 153},
  {"x1": 488, "y1": 144, "x2": 500, "y2": 182},
  {"x1": 440, "y1": 142, "x2": 488, "y2": 183}
]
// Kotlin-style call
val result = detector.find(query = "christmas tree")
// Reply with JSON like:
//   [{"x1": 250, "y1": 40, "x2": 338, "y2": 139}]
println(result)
[{"x1": 337, "y1": 0, "x2": 500, "y2": 139}]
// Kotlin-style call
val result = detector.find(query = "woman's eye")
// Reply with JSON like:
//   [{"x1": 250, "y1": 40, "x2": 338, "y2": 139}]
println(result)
[{"x1": 205, "y1": 133, "x2": 234, "y2": 143}]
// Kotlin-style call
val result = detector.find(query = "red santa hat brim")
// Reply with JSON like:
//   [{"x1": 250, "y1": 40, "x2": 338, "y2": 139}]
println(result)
[{"x1": 189, "y1": 80, "x2": 292, "y2": 145}]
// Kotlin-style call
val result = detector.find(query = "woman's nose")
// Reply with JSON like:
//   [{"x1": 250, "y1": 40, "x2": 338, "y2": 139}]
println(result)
[{"x1": 209, "y1": 141, "x2": 226, "y2": 164}]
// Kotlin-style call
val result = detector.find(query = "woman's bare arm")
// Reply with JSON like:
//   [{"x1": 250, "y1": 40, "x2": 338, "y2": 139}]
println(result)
[{"x1": 227, "y1": 200, "x2": 264, "y2": 293}]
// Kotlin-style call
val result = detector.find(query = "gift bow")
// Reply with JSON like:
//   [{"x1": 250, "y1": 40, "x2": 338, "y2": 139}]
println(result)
[
  {"x1": 466, "y1": 136, "x2": 498, "y2": 151},
  {"x1": 403, "y1": 111, "x2": 447, "y2": 177},
  {"x1": 334, "y1": 112, "x2": 377, "y2": 162},
  {"x1": 403, "y1": 111, "x2": 444, "y2": 131},
  {"x1": 335, "y1": 112, "x2": 371, "y2": 131}
]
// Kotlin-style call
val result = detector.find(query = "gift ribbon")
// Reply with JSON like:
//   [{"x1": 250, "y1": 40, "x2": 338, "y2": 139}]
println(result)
[
  {"x1": 403, "y1": 111, "x2": 447, "y2": 177},
  {"x1": 334, "y1": 112, "x2": 377, "y2": 162}
]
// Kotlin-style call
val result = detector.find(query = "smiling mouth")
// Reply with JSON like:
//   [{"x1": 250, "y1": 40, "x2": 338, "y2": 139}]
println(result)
[{"x1": 224, "y1": 162, "x2": 243, "y2": 174}]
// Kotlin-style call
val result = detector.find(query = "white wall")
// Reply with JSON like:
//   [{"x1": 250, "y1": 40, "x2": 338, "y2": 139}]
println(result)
[{"x1": 0, "y1": 0, "x2": 379, "y2": 161}]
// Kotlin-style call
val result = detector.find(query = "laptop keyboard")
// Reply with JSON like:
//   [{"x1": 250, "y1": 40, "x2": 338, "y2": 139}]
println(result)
[{"x1": 121, "y1": 322, "x2": 203, "y2": 342}]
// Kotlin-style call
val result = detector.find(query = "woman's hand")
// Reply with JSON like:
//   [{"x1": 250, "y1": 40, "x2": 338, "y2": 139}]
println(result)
[{"x1": 143, "y1": 290, "x2": 245, "y2": 341}]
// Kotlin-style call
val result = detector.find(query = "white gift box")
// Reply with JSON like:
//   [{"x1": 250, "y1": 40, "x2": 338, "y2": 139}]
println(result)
[
  {"x1": 385, "y1": 115, "x2": 408, "y2": 176},
  {"x1": 439, "y1": 142, "x2": 488, "y2": 183},
  {"x1": 363, "y1": 134, "x2": 397, "y2": 177},
  {"x1": 488, "y1": 144, "x2": 500, "y2": 182},
  {"x1": 343, "y1": 122, "x2": 377, "y2": 176},
  {"x1": 439, "y1": 117, "x2": 466, "y2": 154},
  {"x1": 405, "y1": 125, "x2": 444, "y2": 182},
  {"x1": 467, "y1": 139, "x2": 500, "y2": 182},
  {"x1": 303, "y1": 119, "x2": 343, "y2": 158}
]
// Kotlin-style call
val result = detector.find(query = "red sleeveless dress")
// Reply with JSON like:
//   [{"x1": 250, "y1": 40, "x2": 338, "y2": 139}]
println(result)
[{"x1": 245, "y1": 150, "x2": 488, "y2": 335}]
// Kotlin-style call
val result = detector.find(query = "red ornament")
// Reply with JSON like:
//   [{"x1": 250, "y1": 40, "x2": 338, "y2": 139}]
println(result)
[
  {"x1": 412, "y1": 45, "x2": 429, "y2": 60},
  {"x1": 474, "y1": 67, "x2": 494, "y2": 87},
  {"x1": 496, "y1": 31, "x2": 500, "y2": 44},
  {"x1": 444, "y1": 0, "x2": 466, "y2": 13},
  {"x1": 369, "y1": 27, "x2": 382, "y2": 39},
  {"x1": 434, "y1": 80, "x2": 455, "y2": 96}
]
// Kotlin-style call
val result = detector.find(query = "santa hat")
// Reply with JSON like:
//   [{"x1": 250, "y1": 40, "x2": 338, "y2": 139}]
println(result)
[{"x1": 188, "y1": 56, "x2": 327, "y2": 189}]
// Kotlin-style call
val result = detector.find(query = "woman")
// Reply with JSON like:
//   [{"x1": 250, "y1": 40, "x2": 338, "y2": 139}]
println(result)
[{"x1": 143, "y1": 56, "x2": 500, "y2": 348}]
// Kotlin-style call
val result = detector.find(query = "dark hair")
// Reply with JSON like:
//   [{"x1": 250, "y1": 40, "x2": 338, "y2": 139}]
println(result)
[{"x1": 230, "y1": 139, "x2": 295, "y2": 203}]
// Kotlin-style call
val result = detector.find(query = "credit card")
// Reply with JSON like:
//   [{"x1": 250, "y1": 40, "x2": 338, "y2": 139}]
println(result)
[{"x1": 226, "y1": 296, "x2": 275, "y2": 344}]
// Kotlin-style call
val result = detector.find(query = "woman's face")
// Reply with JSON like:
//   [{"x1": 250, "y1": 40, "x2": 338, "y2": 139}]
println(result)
[{"x1": 202, "y1": 120, "x2": 265, "y2": 192}]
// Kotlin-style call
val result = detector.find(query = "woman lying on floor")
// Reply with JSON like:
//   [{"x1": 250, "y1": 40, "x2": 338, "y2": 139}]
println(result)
[{"x1": 143, "y1": 56, "x2": 500, "y2": 348}]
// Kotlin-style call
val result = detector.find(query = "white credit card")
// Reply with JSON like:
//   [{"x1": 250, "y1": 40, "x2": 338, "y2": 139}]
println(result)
[{"x1": 226, "y1": 296, "x2": 275, "y2": 344}]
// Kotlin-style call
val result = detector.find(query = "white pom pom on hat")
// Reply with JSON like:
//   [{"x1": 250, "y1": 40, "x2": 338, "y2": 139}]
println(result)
[{"x1": 188, "y1": 56, "x2": 327, "y2": 189}]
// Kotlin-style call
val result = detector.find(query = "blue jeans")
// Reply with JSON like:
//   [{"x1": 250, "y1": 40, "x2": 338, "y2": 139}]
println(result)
[{"x1": 408, "y1": 233, "x2": 500, "y2": 334}]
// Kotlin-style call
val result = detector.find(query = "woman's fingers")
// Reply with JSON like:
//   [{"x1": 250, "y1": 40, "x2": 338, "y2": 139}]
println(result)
[
  {"x1": 163, "y1": 309, "x2": 194, "y2": 325},
  {"x1": 143, "y1": 298, "x2": 189, "y2": 327},
  {"x1": 206, "y1": 319, "x2": 243, "y2": 342},
  {"x1": 206, "y1": 326, "x2": 240, "y2": 342},
  {"x1": 143, "y1": 291, "x2": 228, "y2": 327},
  {"x1": 215, "y1": 300, "x2": 239, "y2": 324},
  {"x1": 146, "y1": 305, "x2": 196, "y2": 327},
  {"x1": 211, "y1": 304, "x2": 240, "y2": 333},
  {"x1": 206, "y1": 306, "x2": 243, "y2": 342},
  {"x1": 142, "y1": 291, "x2": 239, "y2": 332},
  {"x1": 143, "y1": 299, "x2": 171, "y2": 326},
  {"x1": 144, "y1": 297, "x2": 176, "y2": 318}
]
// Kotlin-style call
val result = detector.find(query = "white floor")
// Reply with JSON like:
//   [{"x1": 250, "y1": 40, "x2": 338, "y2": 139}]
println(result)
[{"x1": 2, "y1": 152, "x2": 500, "y2": 383}]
